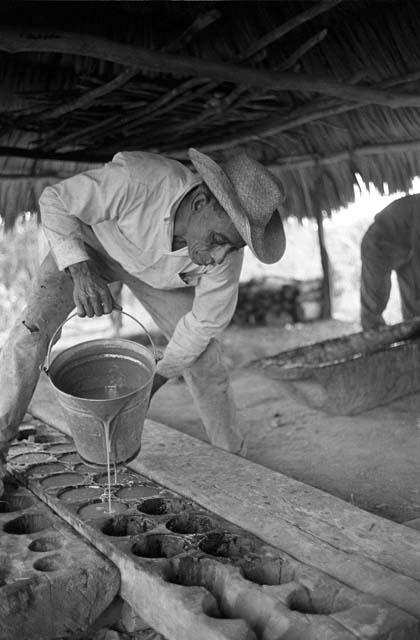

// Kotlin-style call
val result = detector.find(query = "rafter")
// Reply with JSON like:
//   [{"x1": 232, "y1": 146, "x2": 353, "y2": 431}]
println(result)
[
  {"x1": 241, "y1": 0, "x2": 342, "y2": 61},
  {"x1": 268, "y1": 139, "x2": 420, "y2": 171},
  {"x1": 1, "y1": 28, "x2": 420, "y2": 108},
  {"x1": 166, "y1": 68, "x2": 420, "y2": 157},
  {"x1": 22, "y1": 9, "x2": 221, "y2": 145}
]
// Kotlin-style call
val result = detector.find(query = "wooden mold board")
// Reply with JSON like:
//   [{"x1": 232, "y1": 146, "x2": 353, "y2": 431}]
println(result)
[{"x1": 29, "y1": 388, "x2": 420, "y2": 620}]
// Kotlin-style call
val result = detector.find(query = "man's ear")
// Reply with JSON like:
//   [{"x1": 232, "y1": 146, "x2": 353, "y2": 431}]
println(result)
[{"x1": 191, "y1": 187, "x2": 210, "y2": 214}]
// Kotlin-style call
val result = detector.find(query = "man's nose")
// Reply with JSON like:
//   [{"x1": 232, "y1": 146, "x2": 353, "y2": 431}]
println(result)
[{"x1": 210, "y1": 245, "x2": 231, "y2": 264}]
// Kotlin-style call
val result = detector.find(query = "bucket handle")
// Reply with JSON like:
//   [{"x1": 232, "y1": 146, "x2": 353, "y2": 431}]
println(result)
[{"x1": 45, "y1": 311, "x2": 160, "y2": 373}]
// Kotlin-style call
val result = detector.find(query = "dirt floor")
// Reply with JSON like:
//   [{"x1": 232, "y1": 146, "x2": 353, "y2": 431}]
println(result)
[{"x1": 31, "y1": 318, "x2": 420, "y2": 526}]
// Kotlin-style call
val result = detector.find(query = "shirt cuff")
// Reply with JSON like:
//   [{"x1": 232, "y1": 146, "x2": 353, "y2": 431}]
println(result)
[
  {"x1": 156, "y1": 353, "x2": 192, "y2": 379},
  {"x1": 156, "y1": 336, "x2": 204, "y2": 378},
  {"x1": 52, "y1": 237, "x2": 90, "y2": 271}
]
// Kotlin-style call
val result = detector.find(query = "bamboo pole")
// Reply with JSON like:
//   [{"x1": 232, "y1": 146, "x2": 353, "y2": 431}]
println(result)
[{"x1": 2, "y1": 28, "x2": 420, "y2": 108}]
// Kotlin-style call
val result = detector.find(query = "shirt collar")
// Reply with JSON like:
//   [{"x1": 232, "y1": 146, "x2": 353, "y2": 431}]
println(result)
[
  {"x1": 163, "y1": 178, "x2": 201, "y2": 254},
  {"x1": 164, "y1": 177, "x2": 201, "y2": 223}
]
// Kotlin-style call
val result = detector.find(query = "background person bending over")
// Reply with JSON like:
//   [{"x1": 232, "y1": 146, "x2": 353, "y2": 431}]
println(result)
[
  {"x1": 0, "y1": 148, "x2": 286, "y2": 495},
  {"x1": 360, "y1": 194, "x2": 420, "y2": 331}
]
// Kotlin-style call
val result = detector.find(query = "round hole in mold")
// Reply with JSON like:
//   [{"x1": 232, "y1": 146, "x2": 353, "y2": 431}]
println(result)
[
  {"x1": 0, "y1": 495, "x2": 35, "y2": 513},
  {"x1": 137, "y1": 497, "x2": 185, "y2": 516},
  {"x1": 78, "y1": 500, "x2": 128, "y2": 520},
  {"x1": 33, "y1": 435, "x2": 63, "y2": 444},
  {"x1": 59, "y1": 452, "x2": 81, "y2": 465},
  {"x1": 239, "y1": 556, "x2": 292, "y2": 586},
  {"x1": 94, "y1": 470, "x2": 131, "y2": 485},
  {"x1": 45, "y1": 443, "x2": 76, "y2": 454},
  {"x1": 3, "y1": 514, "x2": 52, "y2": 534},
  {"x1": 33, "y1": 554, "x2": 62, "y2": 572},
  {"x1": 29, "y1": 462, "x2": 66, "y2": 477},
  {"x1": 58, "y1": 486, "x2": 104, "y2": 503},
  {"x1": 40, "y1": 472, "x2": 87, "y2": 490},
  {"x1": 102, "y1": 514, "x2": 155, "y2": 536},
  {"x1": 166, "y1": 513, "x2": 217, "y2": 535},
  {"x1": 74, "y1": 463, "x2": 95, "y2": 474},
  {"x1": 287, "y1": 587, "x2": 348, "y2": 616},
  {"x1": 131, "y1": 533, "x2": 188, "y2": 559},
  {"x1": 8, "y1": 443, "x2": 38, "y2": 455},
  {"x1": 287, "y1": 588, "x2": 328, "y2": 615},
  {"x1": 0, "y1": 557, "x2": 11, "y2": 586},
  {"x1": 116, "y1": 485, "x2": 161, "y2": 500},
  {"x1": 199, "y1": 532, "x2": 260, "y2": 559},
  {"x1": 9, "y1": 452, "x2": 52, "y2": 466},
  {"x1": 28, "y1": 536, "x2": 62, "y2": 552}
]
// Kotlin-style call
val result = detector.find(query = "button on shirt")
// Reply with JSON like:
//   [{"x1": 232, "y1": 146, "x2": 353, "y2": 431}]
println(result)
[{"x1": 39, "y1": 151, "x2": 244, "y2": 378}]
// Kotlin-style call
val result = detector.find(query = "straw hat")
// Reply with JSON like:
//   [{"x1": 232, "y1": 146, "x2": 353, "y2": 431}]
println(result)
[{"x1": 188, "y1": 148, "x2": 286, "y2": 264}]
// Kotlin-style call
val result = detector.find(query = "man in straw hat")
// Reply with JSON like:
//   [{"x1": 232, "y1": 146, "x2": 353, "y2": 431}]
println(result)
[
  {"x1": 0, "y1": 148, "x2": 285, "y2": 494},
  {"x1": 360, "y1": 194, "x2": 420, "y2": 330}
]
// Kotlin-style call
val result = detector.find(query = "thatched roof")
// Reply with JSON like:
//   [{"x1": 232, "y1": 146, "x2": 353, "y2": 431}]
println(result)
[{"x1": 1, "y1": 0, "x2": 420, "y2": 226}]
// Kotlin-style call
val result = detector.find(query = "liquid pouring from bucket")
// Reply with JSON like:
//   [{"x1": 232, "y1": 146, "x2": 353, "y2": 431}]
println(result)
[{"x1": 45, "y1": 311, "x2": 159, "y2": 469}]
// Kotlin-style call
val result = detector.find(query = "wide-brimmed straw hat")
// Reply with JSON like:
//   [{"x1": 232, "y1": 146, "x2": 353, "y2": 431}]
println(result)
[{"x1": 188, "y1": 148, "x2": 286, "y2": 264}]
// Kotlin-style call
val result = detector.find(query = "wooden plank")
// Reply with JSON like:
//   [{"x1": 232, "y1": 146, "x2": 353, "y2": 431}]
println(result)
[
  {"x1": 29, "y1": 383, "x2": 420, "y2": 619},
  {"x1": 0, "y1": 482, "x2": 119, "y2": 639},
  {"x1": 128, "y1": 421, "x2": 420, "y2": 619},
  {"x1": 9, "y1": 438, "x2": 418, "y2": 640}
]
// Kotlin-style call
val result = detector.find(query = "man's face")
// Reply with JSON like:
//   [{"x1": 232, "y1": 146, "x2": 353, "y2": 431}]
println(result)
[{"x1": 185, "y1": 192, "x2": 245, "y2": 266}]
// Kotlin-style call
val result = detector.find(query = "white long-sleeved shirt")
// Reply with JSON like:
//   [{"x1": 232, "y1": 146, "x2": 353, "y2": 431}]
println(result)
[{"x1": 39, "y1": 151, "x2": 243, "y2": 378}]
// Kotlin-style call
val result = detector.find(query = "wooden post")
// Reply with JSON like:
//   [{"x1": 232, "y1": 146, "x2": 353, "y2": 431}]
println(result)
[
  {"x1": 300, "y1": 170, "x2": 332, "y2": 319},
  {"x1": 314, "y1": 201, "x2": 332, "y2": 319}
]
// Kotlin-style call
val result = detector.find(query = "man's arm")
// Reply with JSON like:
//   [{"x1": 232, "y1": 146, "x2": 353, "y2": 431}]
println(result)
[
  {"x1": 40, "y1": 163, "x2": 130, "y2": 271},
  {"x1": 156, "y1": 250, "x2": 243, "y2": 379},
  {"x1": 40, "y1": 163, "x2": 131, "y2": 317}
]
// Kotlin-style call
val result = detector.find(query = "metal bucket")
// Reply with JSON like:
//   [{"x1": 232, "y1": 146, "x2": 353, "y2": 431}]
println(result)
[{"x1": 45, "y1": 312, "x2": 158, "y2": 467}]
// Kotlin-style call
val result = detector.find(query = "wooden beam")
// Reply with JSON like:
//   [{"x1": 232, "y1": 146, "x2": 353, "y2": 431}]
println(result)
[
  {"x1": 2, "y1": 28, "x2": 420, "y2": 108},
  {"x1": 300, "y1": 170, "x2": 332, "y2": 319},
  {"x1": 277, "y1": 29, "x2": 328, "y2": 72},
  {"x1": 34, "y1": 67, "x2": 140, "y2": 122},
  {"x1": 241, "y1": 0, "x2": 342, "y2": 60},
  {"x1": 0, "y1": 146, "x2": 109, "y2": 163},
  {"x1": 268, "y1": 138, "x2": 420, "y2": 171},
  {"x1": 2, "y1": 135, "x2": 420, "y2": 170},
  {"x1": 35, "y1": 11, "x2": 220, "y2": 145},
  {"x1": 40, "y1": 78, "x2": 206, "y2": 151},
  {"x1": 167, "y1": 69, "x2": 420, "y2": 157}
]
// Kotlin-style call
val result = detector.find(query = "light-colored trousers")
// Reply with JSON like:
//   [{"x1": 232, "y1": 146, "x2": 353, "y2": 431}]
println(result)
[{"x1": 0, "y1": 232, "x2": 243, "y2": 460}]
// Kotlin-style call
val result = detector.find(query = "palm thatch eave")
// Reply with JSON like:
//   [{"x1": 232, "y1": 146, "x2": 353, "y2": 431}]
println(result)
[{"x1": 0, "y1": 0, "x2": 420, "y2": 226}]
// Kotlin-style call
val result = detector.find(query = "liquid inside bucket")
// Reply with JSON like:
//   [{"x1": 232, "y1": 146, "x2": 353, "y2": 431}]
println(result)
[{"x1": 53, "y1": 352, "x2": 151, "y2": 400}]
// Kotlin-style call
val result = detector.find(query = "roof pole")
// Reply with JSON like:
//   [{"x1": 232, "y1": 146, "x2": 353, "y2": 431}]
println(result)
[{"x1": 300, "y1": 170, "x2": 332, "y2": 319}]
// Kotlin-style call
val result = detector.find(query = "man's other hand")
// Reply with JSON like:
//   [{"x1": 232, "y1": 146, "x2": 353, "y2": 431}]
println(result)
[{"x1": 68, "y1": 260, "x2": 122, "y2": 318}]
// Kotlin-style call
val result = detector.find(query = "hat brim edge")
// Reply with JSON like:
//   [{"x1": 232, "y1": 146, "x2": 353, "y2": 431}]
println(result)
[{"x1": 189, "y1": 149, "x2": 286, "y2": 264}]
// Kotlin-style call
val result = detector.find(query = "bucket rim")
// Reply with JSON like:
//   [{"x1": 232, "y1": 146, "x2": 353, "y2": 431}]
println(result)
[
  {"x1": 47, "y1": 336, "x2": 156, "y2": 403},
  {"x1": 48, "y1": 336, "x2": 157, "y2": 366}
]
